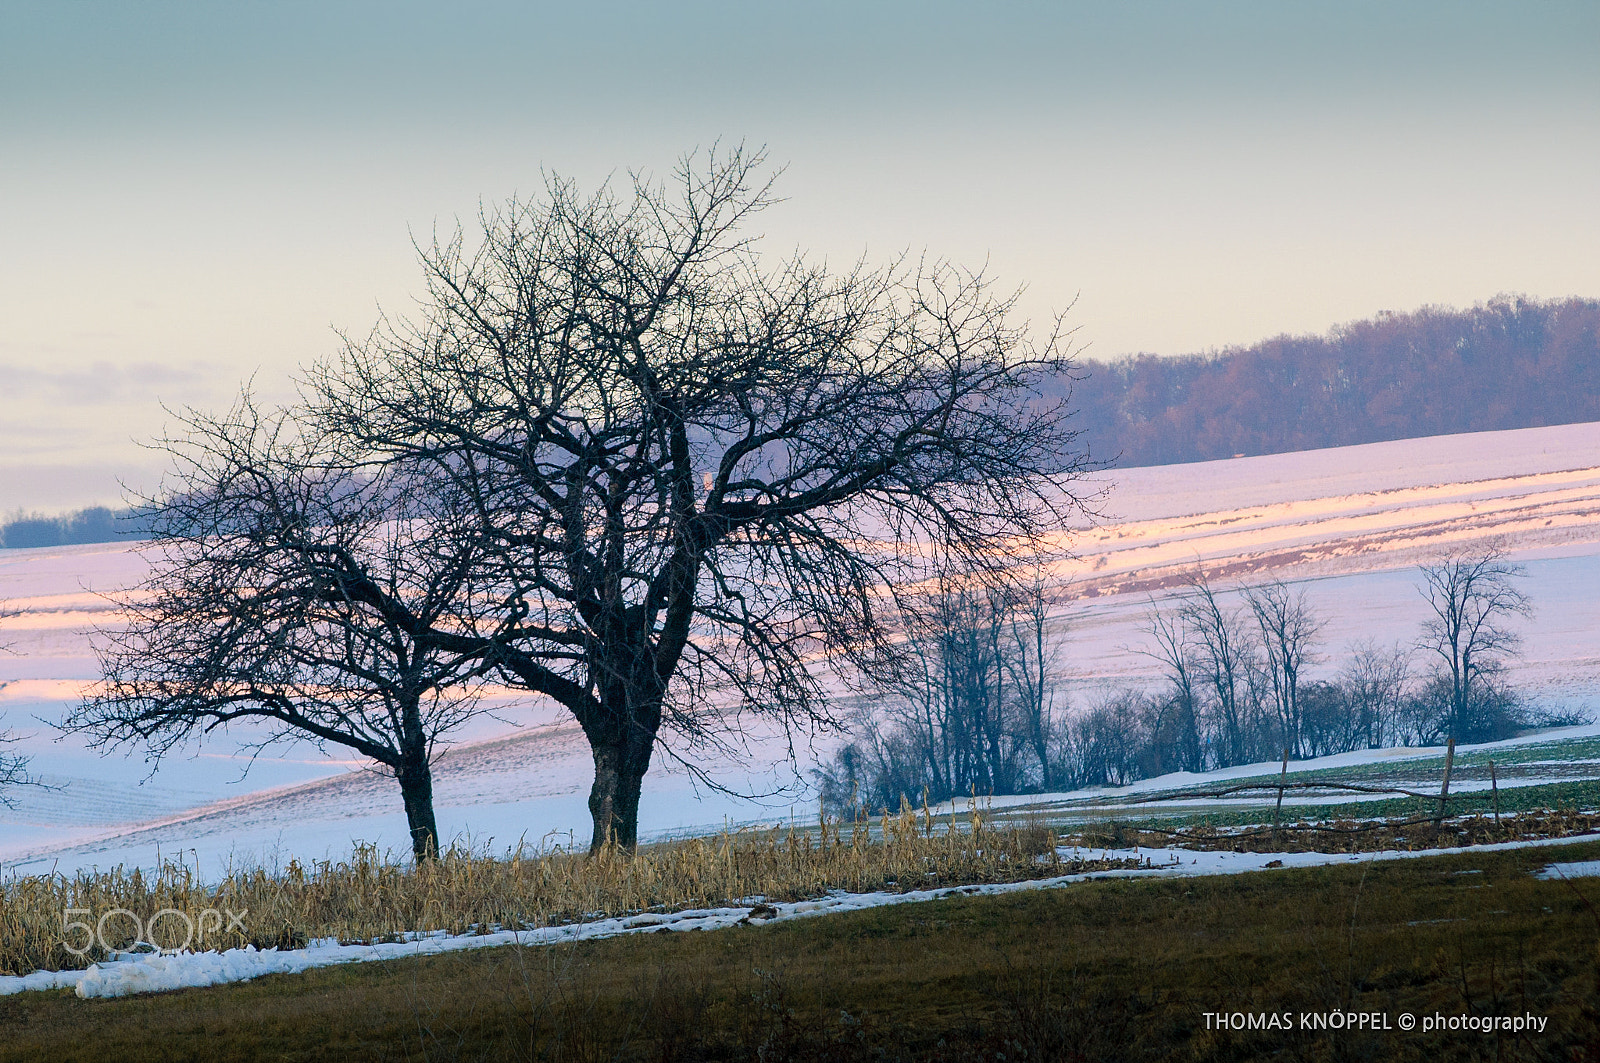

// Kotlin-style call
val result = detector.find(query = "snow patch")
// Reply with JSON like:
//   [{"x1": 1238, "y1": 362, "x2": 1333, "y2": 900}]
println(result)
[{"x1": 1535, "y1": 860, "x2": 1600, "y2": 880}]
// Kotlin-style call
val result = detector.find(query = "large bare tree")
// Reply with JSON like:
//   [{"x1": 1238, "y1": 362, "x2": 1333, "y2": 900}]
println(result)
[
  {"x1": 300, "y1": 147, "x2": 1093, "y2": 848},
  {"x1": 69, "y1": 402, "x2": 501, "y2": 860},
  {"x1": 1417, "y1": 544, "x2": 1531, "y2": 742}
]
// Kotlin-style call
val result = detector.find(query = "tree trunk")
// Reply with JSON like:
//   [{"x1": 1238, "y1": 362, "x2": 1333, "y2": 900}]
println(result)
[
  {"x1": 586, "y1": 731, "x2": 655, "y2": 851},
  {"x1": 1030, "y1": 724, "x2": 1051, "y2": 792},
  {"x1": 396, "y1": 760, "x2": 440, "y2": 862}
]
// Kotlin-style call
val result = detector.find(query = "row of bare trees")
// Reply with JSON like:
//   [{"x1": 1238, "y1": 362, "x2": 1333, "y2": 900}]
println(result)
[
  {"x1": 816, "y1": 572, "x2": 1060, "y2": 813},
  {"x1": 1143, "y1": 571, "x2": 1331, "y2": 767},
  {"x1": 1072, "y1": 547, "x2": 1545, "y2": 790},
  {"x1": 820, "y1": 546, "x2": 1553, "y2": 811}
]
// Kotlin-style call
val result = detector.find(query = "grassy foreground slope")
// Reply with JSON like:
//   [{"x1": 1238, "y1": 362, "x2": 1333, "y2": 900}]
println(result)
[{"x1": 5, "y1": 840, "x2": 1598, "y2": 1062}]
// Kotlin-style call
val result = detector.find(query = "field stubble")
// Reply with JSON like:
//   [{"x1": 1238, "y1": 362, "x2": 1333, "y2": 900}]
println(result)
[{"x1": 1, "y1": 806, "x2": 1124, "y2": 978}]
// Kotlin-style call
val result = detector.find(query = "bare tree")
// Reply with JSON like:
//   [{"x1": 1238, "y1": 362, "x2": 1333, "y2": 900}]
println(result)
[
  {"x1": 930, "y1": 580, "x2": 1013, "y2": 795},
  {"x1": 1063, "y1": 690, "x2": 1147, "y2": 788},
  {"x1": 1297, "y1": 680, "x2": 1352, "y2": 757},
  {"x1": 1417, "y1": 544, "x2": 1532, "y2": 743},
  {"x1": 1004, "y1": 571, "x2": 1062, "y2": 790},
  {"x1": 861, "y1": 570, "x2": 1055, "y2": 804},
  {"x1": 1245, "y1": 579, "x2": 1321, "y2": 758},
  {"x1": 870, "y1": 623, "x2": 954, "y2": 803},
  {"x1": 1340, "y1": 640, "x2": 1410, "y2": 749},
  {"x1": 1132, "y1": 589, "x2": 1203, "y2": 771},
  {"x1": 816, "y1": 568, "x2": 1067, "y2": 810},
  {"x1": 1177, "y1": 570, "x2": 1254, "y2": 767},
  {"x1": 68, "y1": 402, "x2": 501, "y2": 860},
  {"x1": 285, "y1": 147, "x2": 1092, "y2": 849}
]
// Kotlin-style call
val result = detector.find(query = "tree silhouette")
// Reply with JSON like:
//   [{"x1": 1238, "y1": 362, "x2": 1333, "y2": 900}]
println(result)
[
  {"x1": 1417, "y1": 544, "x2": 1531, "y2": 743},
  {"x1": 298, "y1": 146, "x2": 1094, "y2": 849}
]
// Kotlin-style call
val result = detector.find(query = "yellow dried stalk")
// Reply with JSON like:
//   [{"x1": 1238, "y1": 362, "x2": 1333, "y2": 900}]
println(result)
[{"x1": 1, "y1": 809, "x2": 1091, "y2": 977}]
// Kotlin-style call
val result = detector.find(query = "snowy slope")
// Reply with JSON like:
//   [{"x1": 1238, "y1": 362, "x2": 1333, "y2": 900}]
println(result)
[
  {"x1": 2, "y1": 422, "x2": 1598, "y2": 875},
  {"x1": 1043, "y1": 422, "x2": 1600, "y2": 706}
]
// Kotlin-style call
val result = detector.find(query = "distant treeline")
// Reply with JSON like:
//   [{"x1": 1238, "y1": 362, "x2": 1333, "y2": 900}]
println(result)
[
  {"x1": 1070, "y1": 295, "x2": 1600, "y2": 467},
  {"x1": 0, "y1": 507, "x2": 153, "y2": 549}
]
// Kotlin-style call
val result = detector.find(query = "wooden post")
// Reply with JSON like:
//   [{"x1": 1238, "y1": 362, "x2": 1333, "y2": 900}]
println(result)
[
  {"x1": 1272, "y1": 747, "x2": 1290, "y2": 841},
  {"x1": 1489, "y1": 759, "x2": 1500, "y2": 825},
  {"x1": 1437, "y1": 736, "x2": 1456, "y2": 823}
]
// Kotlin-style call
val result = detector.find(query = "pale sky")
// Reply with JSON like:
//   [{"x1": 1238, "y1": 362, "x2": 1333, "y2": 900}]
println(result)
[{"x1": 3, "y1": 1, "x2": 1597, "y2": 513}]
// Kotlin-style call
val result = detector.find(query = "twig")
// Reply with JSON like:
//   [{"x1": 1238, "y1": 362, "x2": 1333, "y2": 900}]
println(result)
[
  {"x1": 1130, "y1": 780, "x2": 1447, "y2": 803},
  {"x1": 1139, "y1": 812, "x2": 1502, "y2": 843}
]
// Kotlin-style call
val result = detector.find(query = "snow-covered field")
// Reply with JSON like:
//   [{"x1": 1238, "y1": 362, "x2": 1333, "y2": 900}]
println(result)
[
  {"x1": 1048, "y1": 421, "x2": 1600, "y2": 704},
  {"x1": 2, "y1": 422, "x2": 1598, "y2": 877}
]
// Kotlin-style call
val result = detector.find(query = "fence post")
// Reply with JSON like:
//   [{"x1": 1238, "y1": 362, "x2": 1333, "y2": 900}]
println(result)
[
  {"x1": 1437, "y1": 736, "x2": 1456, "y2": 823},
  {"x1": 1272, "y1": 747, "x2": 1289, "y2": 841},
  {"x1": 1489, "y1": 759, "x2": 1500, "y2": 825}
]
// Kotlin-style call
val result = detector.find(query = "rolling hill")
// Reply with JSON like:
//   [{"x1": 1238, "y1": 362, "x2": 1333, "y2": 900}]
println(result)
[{"x1": 1, "y1": 420, "x2": 1596, "y2": 875}]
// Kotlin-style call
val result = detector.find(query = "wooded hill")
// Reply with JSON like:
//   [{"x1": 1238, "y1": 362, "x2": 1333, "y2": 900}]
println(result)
[
  {"x1": 1069, "y1": 295, "x2": 1600, "y2": 468},
  {"x1": 6, "y1": 296, "x2": 1598, "y2": 549},
  {"x1": 0, "y1": 506, "x2": 147, "y2": 549}
]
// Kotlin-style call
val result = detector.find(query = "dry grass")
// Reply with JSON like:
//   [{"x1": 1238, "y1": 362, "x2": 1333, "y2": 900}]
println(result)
[{"x1": 0, "y1": 805, "x2": 1127, "y2": 977}]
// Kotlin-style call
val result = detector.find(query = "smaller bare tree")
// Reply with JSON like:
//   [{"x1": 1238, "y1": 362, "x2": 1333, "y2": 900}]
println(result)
[
  {"x1": 1417, "y1": 544, "x2": 1532, "y2": 743},
  {"x1": 1340, "y1": 640, "x2": 1410, "y2": 749},
  {"x1": 1062, "y1": 690, "x2": 1146, "y2": 788},
  {"x1": 1140, "y1": 602, "x2": 1205, "y2": 773},
  {"x1": 858, "y1": 570, "x2": 1030, "y2": 804},
  {"x1": 1176, "y1": 570, "x2": 1254, "y2": 767},
  {"x1": 68, "y1": 402, "x2": 500, "y2": 861},
  {"x1": 820, "y1": 566, "x2": 1067, "y2": 809},
  {"x1": 1246, "y1": 579, "x2": 1321, "y2": 759},
  {"x1": 1004, "y1": 570, "x2": 1063, "y2": 790}
]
